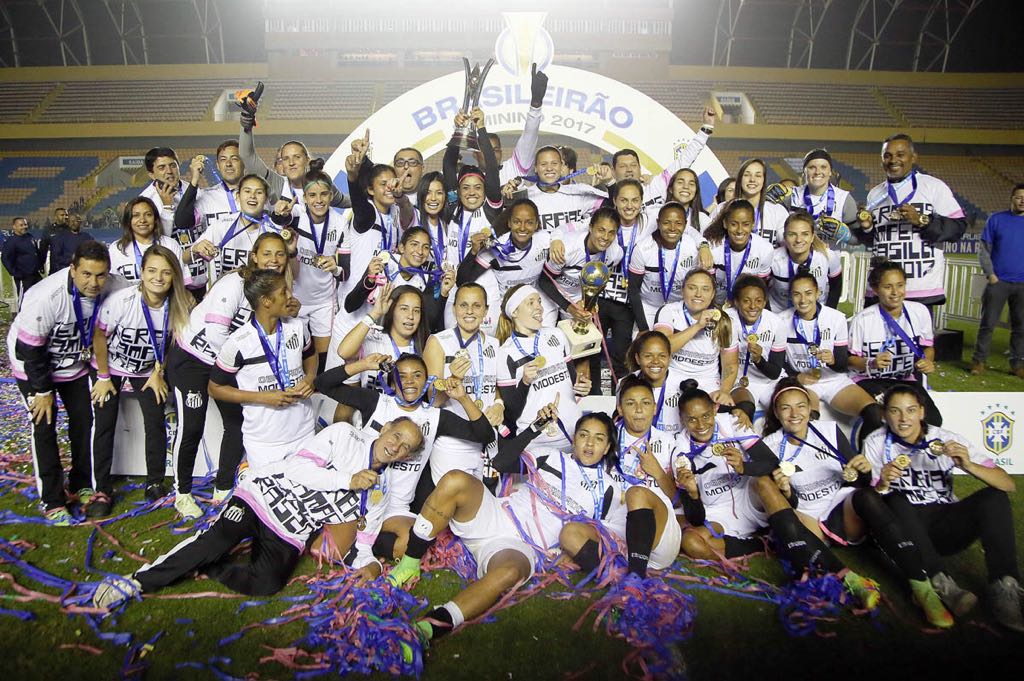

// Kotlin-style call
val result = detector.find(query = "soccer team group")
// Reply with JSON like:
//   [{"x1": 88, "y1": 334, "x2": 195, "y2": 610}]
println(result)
[{"x1": 7, "y1": 69, "x2": 1023, "y2": 647}]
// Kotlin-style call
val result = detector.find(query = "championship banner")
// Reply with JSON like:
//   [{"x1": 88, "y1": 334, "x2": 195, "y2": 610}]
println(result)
[{"x1": 324, "y1": 12, "x2": 729, "y2": 209}]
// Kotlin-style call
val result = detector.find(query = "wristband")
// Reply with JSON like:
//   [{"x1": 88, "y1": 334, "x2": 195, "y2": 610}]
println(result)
[
  {"x1": 96, "y1": 373, "x2": 111, "y2": 381},
  {"x1": 700, "y1": 124, "x2": 714, "y2": 135},
  {"x1": 362, "y1": 314, "x2": 377, "y2": 328}
]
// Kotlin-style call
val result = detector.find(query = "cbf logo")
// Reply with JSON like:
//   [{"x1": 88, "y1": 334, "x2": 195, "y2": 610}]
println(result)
[
  {"x1": 980, "y1": 404, "x2": 1015, "y2": 456},
  {"x1": 494, "y1": 12, "x2": 554, "y2": 77}
]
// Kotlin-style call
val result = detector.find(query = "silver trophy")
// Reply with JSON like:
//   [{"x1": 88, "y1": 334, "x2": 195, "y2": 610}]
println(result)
[
  {"x1": 558, "y1": 261, "x2": 610, "y2": 360},
  {"x1": 451, "y1": 57, "x2": 496, "y2": 152}
]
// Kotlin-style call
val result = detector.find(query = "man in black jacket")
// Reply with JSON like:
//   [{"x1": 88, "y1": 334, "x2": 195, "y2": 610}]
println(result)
[
  {"x1": 48, "y1": 211, "x2": 94, "y2": 273},
  {"x1": 1, "y1": 216, "x2": 43, "y2": 308}
]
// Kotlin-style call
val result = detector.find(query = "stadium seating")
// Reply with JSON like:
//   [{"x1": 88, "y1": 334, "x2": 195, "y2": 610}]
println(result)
[
  {"x1": 0, "y1": 82, "x2": 56, "y2": 123},
  {"x1": 0, "y1": 155, "x2": 102, "y2": 226},
  {"x1": 37, "y1": 80, "x2": 236, "y2": 123},
  {"x1": 880, "y1": 87, "x2": 1024, "y2": 130},
  {"x1": 263, "y1": 81, "x2": 376, "y2": 119},
  {"x1": 727, "y1": 82, "x2": 896, "y2": 128}
]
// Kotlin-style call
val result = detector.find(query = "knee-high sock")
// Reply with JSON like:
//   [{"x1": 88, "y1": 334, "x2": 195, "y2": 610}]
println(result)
[
  {"x1": 626, "y1": 508, "x2": 656, "y2": 577},
  {"x1": 768, "y1": 508, "x2": 844, "y2": 575},
  {"x1": 858, "y1": 403, "x2": 883, "y2": 449},
  {"x1": 404, "y1": 514, "x2": 436, "y2": 560},
  {"x1": 573, "y1": 539, "x2": 600, "y2": 573},
  {"x1": 852, "y1": 488, "x2": 927, "y2": 581}
]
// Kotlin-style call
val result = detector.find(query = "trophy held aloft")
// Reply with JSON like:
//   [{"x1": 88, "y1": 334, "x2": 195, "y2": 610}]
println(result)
[
  {"x1": 558, "y1": 261, "x2": 611, "y2": 360},
  {"x1": 451, "y1": 57, "x2": 496, "y2": 152}
]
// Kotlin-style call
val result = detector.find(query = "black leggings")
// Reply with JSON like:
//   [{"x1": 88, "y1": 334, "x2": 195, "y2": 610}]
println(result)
[
  {"x1": 856, "y1": 378, "x2": 942, "y2": 426},
  {"x1": 90, "y1": 373, "x2": 167, "y2": 494},
  {"x1": 593, "y1": 298, "x2": 633, "y2": 387},
  {"x1": 883, "y1": 488, "x2": 1019, "y2": 581},
  {"x1": 134, "y1": 498, "x2": 300, "y2": 595},
  {"x1": 166, "y1": 345, "x2": 243, "y2": 494},
  {"x1": 17, "y1": 376, "x2": 93, "y2": 511},
  {"x1": 844, "y1": 487, "x2": 927, "y2": 581}
]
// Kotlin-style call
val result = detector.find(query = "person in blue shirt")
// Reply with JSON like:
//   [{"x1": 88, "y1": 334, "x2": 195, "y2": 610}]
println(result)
[
  {"x1": 1, "y1": 217, "x2": 43, "y2": 309},
  {"x1": 48, "y1": 212, "x2": 95, "y2": 273},
  {"x1": 973, "y1": 183, "x2": 1024, "y2": 378}
]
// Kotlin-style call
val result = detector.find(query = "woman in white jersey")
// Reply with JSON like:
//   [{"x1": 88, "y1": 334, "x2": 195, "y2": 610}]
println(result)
[
  {"x1": 109, "y1": 197, "x2": 191, "y2": 286},
  {"x1": 623, "y1": 330, "x2": 685, "y2": 435},
  {"x1": 704, "y1": 199, "x2": 773, "y2": 305},
  {"x1": 627, "y1": 202, "x2": 701, "y2": 330},
  {"x1": 761, "y1": 379, "x2": 953, "y2": 628},
  {"x1": 269, "y1": 160, "x2": 347, "y2": 371},
  {"x1": 726, "y1": 275, "x2": 787, "y2": 422},
  {"x1": 780, "y1": 271, "x2": 882, "y2": 448},
  {"x1": 209, "y1": 269, "x2": 317, "y2": 469},
  {"x1": 440, "y1": 109, "x2": 503, "y2": 250},
  {"x1": 864, "y1": 385, "x2": 1023, "y2": 631},
  {"x1": 424, "y1": 283, "x2": 503, "y2": 488},
  {"x1": 388, "y1": 411, "x2": 651, "y2": 645},
  {"x1": 848, "y1": 260, "x2": 941, "y2": 425},
  {"x1": 674, "y1": 382, "x2": 882, "y2": 608},
  {"x1": 88, "y1": 245, "x2": 193, "y2": 517},
  {"x1": 314, "y1": 352, "x2": 495, "y2": 563},
  {"x1": 495, "y1": 284, "x2": 589, "y2": 450},
  {"x1": 525, "y1": 145, "x2": 606, "y2": 233},
  {"x1": 772, "y1": 149, "x2": 856, "y2": 247},
  {"x1": 767, "y1": 211, "x2": 842, "y2": 312},
  {"x1": 730, "y1": 158, "x2": 789, "y2": 244},
  {"x1": 653, "y1": 269, "x2": 746, "y2": 422},
  {"x1": 660, "y1": 167, "x2": 711, "y2": 242},
  {"x1": 167, "y1": 232, "x2": 293, "y2": 517},
  {"x1": 186, "y1": 174, "x2": 280, "y2": 282}
]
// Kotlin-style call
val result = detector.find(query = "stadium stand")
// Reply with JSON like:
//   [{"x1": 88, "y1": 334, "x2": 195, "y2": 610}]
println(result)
[
  {"x1": 0, "y1": 82, "x2": 56, "y2": 123},
  {"x1": 263, "y1": 81, "x2": 376, "y2": 119},
  {"x1": 880, "y1": 87, "x2": 1024, "y2": 130},
  {"x1": 725, "y1": 82, "x2": 897, "y2": 128},
  {"x1": 37, "y1": 80, "x2": 236, "y2": 123}
]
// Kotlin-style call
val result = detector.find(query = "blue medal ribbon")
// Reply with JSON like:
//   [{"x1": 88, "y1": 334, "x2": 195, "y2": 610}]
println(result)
[
  {"x1": 457, "y1": 329, "x2": 485, "y2": 405},
  {"x1": 739, "y1": 314, "x2": 763, "y2": 379},
  {"x1": 886, "y1": 170, "x2": 918, "y2": 208},
  {"x1": 802, "y1": 185, "x2": 835, "y2": 219},
  {"x1": 218, "y1": 214, "x2": 273, "y2": 250},
  {"x1": 617, "y1": 427, "x2": 652, "y2": 487},
  {"x1": 657, "y1": 240, "x2": 682, "y2": 303},
  {"x1": 560, "y1": 456, "x2": 605, "y2": 520},
  {"x1": 723, "y1": 239, "x2": 752, "y2": 298},
  {"x1": 251, "y1": 317, "x2": 291, "y2": 390},
  {"x1": 512, "y1": 331, "x2": 541, "y2": 365},
  {"x1": 431, "y1": 219, "x2": 447, "y2": 267},
  {"x1": 71, "y1": 284, "x2": 101, "y2": 355},
  {"x1": 792, "y1": 306, "x2": 822, "y2": 371},
  {"x1": 493, "y1": 235, "x2": 532, "y2": 264},
  {"x1": 222, "y1": 181, "x2": 237, "y2": 213},
  {"x1": 879, "y1": 306, "x2": 924, "y2": 359},
  {"x1": 131, "y1": 239, "x2": 147, "y2": 279},
  {"x1": 375, "y1": 206, "x2": 397, "y2": 253},
  {"x1": 618, "y1": 222, "x2": 640, "y2": 281},
  {"x1": 306, "y1": 208, "x2": 328, "y2": 255},
  {"x1": 141, "y1": 296, "x2": 170, "y2": 366}
]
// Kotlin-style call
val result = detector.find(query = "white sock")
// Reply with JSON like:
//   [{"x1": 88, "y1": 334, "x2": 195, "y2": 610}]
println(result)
[
  {"x1": 411, "y1": 514, "x2": 433, "y2": 540},
  {"x1": 441, "y1": 600, "x2": 465, "y2": 628}
]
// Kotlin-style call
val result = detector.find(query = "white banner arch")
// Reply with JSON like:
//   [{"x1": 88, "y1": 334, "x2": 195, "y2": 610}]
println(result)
[{"x1": 324, "y1": 64, "x2": 730, "y2": 207}]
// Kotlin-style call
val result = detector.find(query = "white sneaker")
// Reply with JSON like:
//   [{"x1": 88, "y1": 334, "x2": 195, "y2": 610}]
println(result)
[
  {"x1": 212, "y1": 487, "x2": 232, "y2": 504},
  {"x1": 174, "y1": 493, "x2": 203, "y2": 519},
  {"x1": 93, "y1": 574, "x2": 141, "y2": 610}
]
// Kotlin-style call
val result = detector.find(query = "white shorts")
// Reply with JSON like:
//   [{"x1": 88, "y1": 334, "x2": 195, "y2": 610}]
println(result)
[
  {"x1": 450, "y1": 489, "x2": 537, "y2": 580},
  {"x1": 298, "y1": 301, "x2": 336, "y2": 338},
  {"x1": 806, "y1": 371, "x2": 858, "y2": 404},
  {"x1": 243, "y1": 433, "x2": 310, "y2": 469},
  {"x1": 430, "y1": 434, "x2": 497, "y2": 483},
  {"x1": 649, "y1": 492, "x2": 683, "y2": 570},
  {"x1": 704, "y1": 494, "x2": 768, "y2": 539}
]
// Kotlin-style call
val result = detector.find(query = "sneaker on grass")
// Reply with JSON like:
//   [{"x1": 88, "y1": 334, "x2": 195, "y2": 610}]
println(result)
[
  {"x1": 174, "y1": 493, "x2": 203, "y2": 519},
  {"x1": 92, "y1": 574, "x2": 142, "y2": 610},
  {"x1": 44, "y1": 506, "x2": 73, "y2": 527},
  {"x1": 931, "y1": 571, "x2": 978, "y2": 617},
  {"x1": 989, "y1": 575, "x2": 1024, "y2": 633}
]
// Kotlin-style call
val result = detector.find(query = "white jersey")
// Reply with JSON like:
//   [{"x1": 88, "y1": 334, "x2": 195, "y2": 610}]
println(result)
[
  {"x1": 674, "y1": 414, "x2": 765, "y2": 536},
  {"x1": 107, "y1": 236, "x2": 191, "y2": 287},
  {"x1": 7, "y1": 268, "x2": 128, "y2": 384},
  {"x1": 189, "y1": 182, "x2": 242, "y2": 287},
  {"x1": 790, "y1": 184, "x2": 853, "y2": 222},
  {"x1": 642, "y1": 129, "x2": 711, "y2": 211},
  {"x1": 213, "y1": 316, "x2": 314, "y2": 447},
  {"x1": 601, "y1": 216, "x2": 655, "y2": 305},
  {"x1": 360, "y1": 397, "x2": 442, "y2": 518},
  {"x1": 439, "y1": 209, "x2": 492, "y2": 269},
  {"x1": 544, "y1": 229, "x2": 623, "y2": 310},
  {"x1": 496, "y1": 328, "x2": 581, "y2": 449},
  {"x1": 95, "y1": 286, "x2": 170, "y2": 378},
  {"x1": 628, "y1": 234, "x2": 700, "y2": 327},
  {"x1": 710, "y1": 234, "x2": 773, "y2": 305},
  {"x1": 140, "y1": 180, "x2": 186, "y2": 237},
  {"x1": 526, "y1": 183, "x2": 606, "y2": 233},
  {"x1": 609, "y1": 427, "x2": 677, "y2": 497},
  {"x1": 346, "y1": 325, "x2": 418, "y2": 390},
  {"x1": 727, "y1": 308, "x2": 787, "y2": 389},
  {"x1": 863, "y1": 172, "x2": 964, "y2": 301},
  {"x1": 177, "y1": 271, "x2": 251, "y2": 365},
  {"x1": 779, "y1": 305, "x2": 849, "y2": 378},
  {"x1": 863, "y1": 425, "x2": 994, "y2": 506},
  {"x1": 767, "y1": 246, "x2": 841, "y2": 312},
  {"x1": 849, "y1": 302, "x2": 934, "y2": 382},
  {"x1": 653, "y1": 301, "x2": 738, "y2": 392},
  {"x1": 199, "y1": 214, "x2": 280, "y2": 281},
  {"x1": 234, "y1": 423, "x2": 383, "y2": 569},
  {"x1": 762, "y1": 422, "x2": 854, "y2": 522},
  {"x1": 752, "y1": 201, "x2": 790, "y2": 245},
  {"x1": 291, "y1": 207, "x2": 346, "y2": 306},
  {"x1": 379, "y1": 251, "x2": 431, "y2": 292},
  {"x1": 507, "y1": 449, "x2": 622, "y2": 550},
  {"x1": 476, "y1": 232, "x2": 557, "y2": 325}
]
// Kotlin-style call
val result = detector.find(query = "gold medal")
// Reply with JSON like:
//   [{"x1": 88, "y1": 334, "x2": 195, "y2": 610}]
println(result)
[
  {"x1": 710, "y1": 309, "x2": 721, "y2": 321},
  {"x1": 894, "y1": 454, "x2": 911, "y2": 469},
  {"x1": 280, "y1": 228, "x2": 292, "y2": 242},
  {"x1": 370, "y1": 489, "x2": 384, "y2": 505},
  {"x1": 738, "y1": 376, "x2": 749, "y2": 388},
  {"x1": 927, "y1": 439, "x2": 946, "y2": 456},
  {"x1": 711, "y1": 443, "x2": 726, "y2": 456},
  {"x1": 454, "y1": 349, "x2": 470, "y2": 363},
  {"x1": 356, "y1": 516, "x2": 367, "y2": 531},
  {"x1": 586, "y1": 166, "x2": 598, "y2": 176},
  {"x1": 779, "y1": 461, "x2": 797, "y2": 477},
  {"x1": 842, "y1": 466, "x2": 859, "y2": 482},
  {"x1": 918, "y1": 214, "x2": 931, "y2": 226},
  {"x1": 533, "y1": 355, "x2": 546, "y2": 369},
  {"x1": 857, "y1": 209, "x2": 872, "y2": 223},
  {"x1": 474, "y1": 399, "x2": 484, "y2": 410},
  {"x1": 479, "y1": 227, "x2": 492, "y2": 238},
  {"x1": 80, "y1": 347, "x2": 92, "y2": 362},
  {"x1": 807, "y1": 344, "x2": 819, "y2": 356},
  {"x1": 747, "y1": 334, "x2": 759, "y2": 344}
]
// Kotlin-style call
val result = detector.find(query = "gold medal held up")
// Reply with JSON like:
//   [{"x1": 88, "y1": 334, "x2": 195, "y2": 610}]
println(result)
[
  {"x1": 356, "y1": 516, "x2": 367, "y2": 531},
  {"x1": 894, "y1": 454, "x2": 912, "y2": 469},
  {"x1": 842, "y1": 466, "x2": 859, "y2": 482},
  {"x1": 370, "y1": 489, "x2": 384, "y2": 505},
  {"x1": 533, "y1": 355, "x2": 546, "y2": 369},
  {"x1": 711, "y1": 443, "x2": 726, "y2": 456},
  {"x1": 747, "y1": 334, "x2": 759, "y2": 344},
  {"x1": 738, "y1": 376, "x2": 749, "y2": 388},
  {"x1": 927, "y1": 440, "x2": 946, "y2": 456},
  {"x1": 779, "y1": 461, "x2": 796, "y2": 477}
]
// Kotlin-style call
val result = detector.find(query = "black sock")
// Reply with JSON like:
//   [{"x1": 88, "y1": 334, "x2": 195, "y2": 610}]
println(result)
[
  {"x1": 405, "y1": 529, "x2": 434, "y2": 561},
  {"x1": 373, "y1": 532, "x2": 399, "y2": 560},
  {"x1": 317, "y1": 352, "x2": 327, "y2": 376},
  {"x1": 858, "y1": 403, "x2": 883, "y2": 450},
  {"x1": 426, "y1": 606, "x2": 455, "y2": 638},
  {"x1": 734, "y1": 400, "x2": 755, "y2": 423},
  {"x1": 768, "y1": 508, "x2": 844, "y2": 575},
  {"x1": 625, "y1": 508, "x2": 656, "y2": 577},
  {"x1": 852, "y1": 489, "x2": 927, "y2": 580},
  {"x1": 573, "y1": 539, "x2": 600, "y2": 573}
]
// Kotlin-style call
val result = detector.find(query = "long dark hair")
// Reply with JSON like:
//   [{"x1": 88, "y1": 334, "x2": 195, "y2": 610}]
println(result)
[
  {"x1": 382, "y1": 285, "x2": 430, "y2": 351},
  {"x1": 117, "y1": 196, "x2": 161, "y2": 253},
  {"x1": 703, "y1": 198, "x2": 755, "y2": 245},
  {"x1": 415, "y1": 171, "x2": 452, "y2": 226},
  {"x1": 666, "y1": 167, "x2": 706, "y2": 233},
  {"x1": 762, "y1": 377, "x2": 811, "y2": 437},
  {"x1": 574, "y1": 411, "x2": 620, "y2": 472}
]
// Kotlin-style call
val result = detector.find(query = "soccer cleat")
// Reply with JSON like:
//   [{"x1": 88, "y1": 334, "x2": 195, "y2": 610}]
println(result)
[
  {"x1": 212, "y1": 487, "x2": 232, "y2": 504},
  {"x1": 44, "y1": 506, "x2": 73, "y2": 527},
  {"x1": 988, "y1": 576, "x2": 1024, "y2": 633},
  {"x1": 85, "y1": 492, "x2": 113, "y2": 519},
  {"x1": 931, "y1": 571, "x2": 978, "y2": 617},
  {"x1": 92, "y1": 574, "x2": 142, "y2": 610},
  {"x1": 911, "y1": 579, "x2": 954, "y2": 629},
  {"x1": 75, "y1": 487, "x2": 95, "y2": 506},
  {"x1": 843, "y1": 571, "x2": 881, "y2": 611},
  {"x1": 174, "y1": 493, "x2": 203, "y2": 519},
  {"x1": 386, "y1": 555, "x2": 422, "y2": 588},
  {"x1": 144, "y1": 483, "x2": 167, "y2": 503}
]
